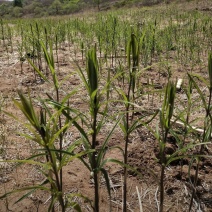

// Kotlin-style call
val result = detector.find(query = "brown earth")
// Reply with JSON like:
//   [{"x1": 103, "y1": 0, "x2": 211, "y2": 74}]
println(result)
[{"x1": 0, "y1": 2, "x2": 212, "y2": 212}]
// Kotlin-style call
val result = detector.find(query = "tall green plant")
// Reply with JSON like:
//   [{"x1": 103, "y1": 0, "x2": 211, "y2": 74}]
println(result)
[
  {"x1": 1, "y1": 91, "x2": 91, "y2": 211},
  {"x1": 127, "y1": 33, "x2": 139, "y2": 119},
  {"x1": 188, "y1": 52, "x2": 212, "y2": 211},
  {"x1": 117, "y1": 32, "x2": 159, "y2": 212},
  {"x1": 51, "y1": 46, "x2": 123, "y2": 211},
  {"x1": 158, "y1": 81, "x2": 176, "y2": 212},
  {"x1": 142, "y1": 80, "x2": 177, "y2": 212},
  {"x1": 122, "y1": 33, "x2": 140, "y2": 212},
  {"x1": 86, "y1": 46, "x2": 100, "y2": 211}
]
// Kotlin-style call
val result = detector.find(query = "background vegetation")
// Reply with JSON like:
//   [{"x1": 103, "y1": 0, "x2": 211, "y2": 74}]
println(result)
[{"x1": 0, "y1": 0, "x2": 173, "y2": 18}]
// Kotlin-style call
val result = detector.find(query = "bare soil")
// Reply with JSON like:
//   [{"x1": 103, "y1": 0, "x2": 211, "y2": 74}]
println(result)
[{"x1": 0, "y1": 1, "x2": 212, "y2": 212}]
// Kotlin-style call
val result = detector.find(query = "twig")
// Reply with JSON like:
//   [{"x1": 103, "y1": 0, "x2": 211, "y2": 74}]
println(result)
[
  {"x1": 171, "y1": 119, "x2": 211, "y2": 136},
  {"x1": 155, "y1": 186, "x2": 159, "y2": 212},
  {"x1": 44, "y1": 196, "x2": 51, "y2": 205},
  {"x1": 136, "y1": 186, "x2": 143, "y2": 212}
]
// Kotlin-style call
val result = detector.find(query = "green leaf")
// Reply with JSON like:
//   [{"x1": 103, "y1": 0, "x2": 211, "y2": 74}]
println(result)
[
  {"x1": 49, "y1": 101, "x2": 90, "y2": 145},
  {"x1": 40, "y1": 41, "x2": 59, "y2": 89},
  {"x1": 66, "y1": 193, "x2": 92, "y2": 209},
  {"x1": 27, "y1": 58, "x2": 49, "y2": 82},
  {"x1": 119, "y1": 123, "x2": 127, "y2": 136},
  {"x1": 166, "y1": 142, "x2": 211, "y2": 165},
  {"x1": 96, "y1": 115, "x2": 122, "y2": 167},
  {"x1": 74, "y1": 63, "x2": 89, "y2": 93},
  {"x1": 14, "y1": 91, "x2": 40, "y2": 131},
  {"x1": 100, "y1": 168, "x2": 111, "y2": 197},
  {"x1": 128, "y1": 109, "x2": 159, "y2": 134},
  {"x1": 48, "y1": 195, "x2": 57, "y2": 212},
  {"x1": 86, "y1": 46, "x2": 99, "y2": 95},
  {"x1": 116, "y1": 88, "x2": 128, "y2": 106},
  {"x1": 14, "y1": 179, "x2": 49, "y2": 204},
  {"x1": 188, "y1": 73, "x2": 207, "y2": 109},
  {"x1": 48, "y1": 123, "x2": 69, "y2": 146},
  {"x1": 0, "y1": 159, "x2": 44, "y2": 167},
  {"x1": 60, "y1": 139, "x2": 82, "y2": 166},
  {"x1": 69, "y1": 202, "x2": 82, "y2": 212},
  {"x1": 38, "y1": 147, "x2": 94, "y2": 171},
  {"x1": 0, "y1": 185, "x2": 50, "y2": 199}
]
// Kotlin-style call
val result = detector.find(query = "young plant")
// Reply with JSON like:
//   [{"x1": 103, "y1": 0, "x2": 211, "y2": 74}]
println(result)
[
  {"x1": 177, "y1": 77, "x2": 193, "y2": 178},
  {"x1": 1, "y1": 39, "x2": 97, "y2": 210},
  {"x1": 121, "y1": 33, "x2": 140, "y2": 211},
  {"x1": 86, "y1": 46, "x2": 100, "y2": 211},
  {"x1": 1, "y1": 91, "x2": 89, "y2": 211},
  {"x1": 188, "y1": 52, "x2": 212, "y2": 211},
  {"x1": 158, "y1": 81, "x2": 176, "y2": 212},
  {"x1": 117, "y1": 32, "x2": 158, "y2": 212},
  {"x1": 147, "y1": 78, "x2": 210, "y2": 212},
  {"x1": 51, "y1": 46, "x2": 123, "y2": 211},
  {"x1": 127, "y1": 33, "x2": 139, "y2": 119}
]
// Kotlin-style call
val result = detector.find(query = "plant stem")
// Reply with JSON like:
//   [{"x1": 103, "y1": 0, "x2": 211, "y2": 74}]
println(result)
[
  {"x1": 46, "y1": 146, "x2": 65, "y2": 212},
  {"x1": 123, "y1": 76, "x2": 132, "y2": 212},
  {"x1": 92, "y1": 96, "x2": 99, "y2": 212},
  {"x1": 159, "y1": 164, "x2": 165, "y2": 212},
  {"x1": 159, "y1": 129, "x2": 168, "y2": 212},
  {"x1": 56, "y1": 88, "x2": 63, "y2": 192},
  {"x1": 123, "y1": 114, "x2": 129, "y2": 212}
]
